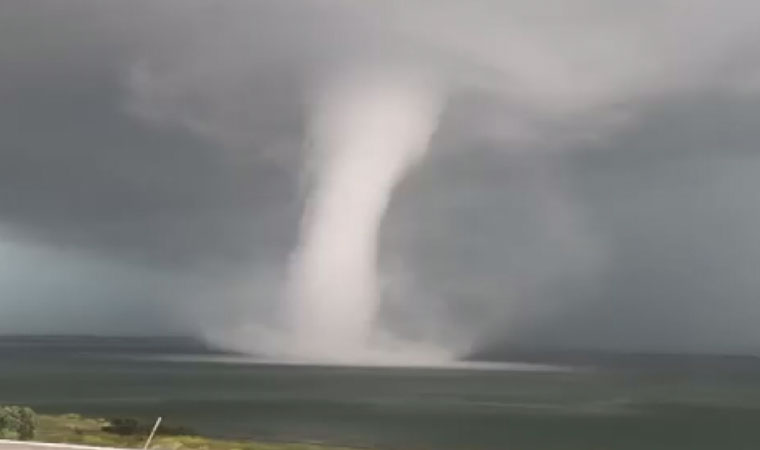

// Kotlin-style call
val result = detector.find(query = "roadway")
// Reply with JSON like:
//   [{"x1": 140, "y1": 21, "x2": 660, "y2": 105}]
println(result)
[{"x1": 0, "y1": 441, "x2": 123, "y2": 450}]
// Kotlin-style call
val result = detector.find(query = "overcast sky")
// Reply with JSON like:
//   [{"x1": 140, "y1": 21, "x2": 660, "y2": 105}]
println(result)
[{"x1": 2, "y1": 0, "x2": 760, "y2": 354}]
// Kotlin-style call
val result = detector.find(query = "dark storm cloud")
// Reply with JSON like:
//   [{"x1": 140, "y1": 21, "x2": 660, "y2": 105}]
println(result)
[
  {"x1": 0, "y1": 0, "x2": 302, "y2": 266},
  {"x1": 1, "y1": 0, "x2": 760, "y2": 352}
]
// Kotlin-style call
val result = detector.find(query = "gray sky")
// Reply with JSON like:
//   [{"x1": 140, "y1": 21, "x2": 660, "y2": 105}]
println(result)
[{"x1": 1, "y1": 0, "x2": 760, "y2": 354}]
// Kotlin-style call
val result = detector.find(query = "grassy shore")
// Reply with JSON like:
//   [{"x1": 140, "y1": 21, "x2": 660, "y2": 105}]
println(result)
[{"x1": 35, "y1": 414, "x2": 355, "y2": 450}]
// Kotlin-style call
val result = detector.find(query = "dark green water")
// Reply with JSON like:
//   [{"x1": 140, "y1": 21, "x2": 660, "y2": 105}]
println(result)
[{"x1": 2, "y1": 337, "x2": 760, "y2": 449}]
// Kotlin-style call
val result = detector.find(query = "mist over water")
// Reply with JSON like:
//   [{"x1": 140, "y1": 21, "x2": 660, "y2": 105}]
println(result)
[{"x1": 286, "y1": 71, "x2": 446, "y2": 363}]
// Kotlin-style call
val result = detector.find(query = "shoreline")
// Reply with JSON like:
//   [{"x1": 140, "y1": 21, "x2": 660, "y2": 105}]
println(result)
[{"x1": 31, "y1": 413, "x2": 357, "y2": 450}]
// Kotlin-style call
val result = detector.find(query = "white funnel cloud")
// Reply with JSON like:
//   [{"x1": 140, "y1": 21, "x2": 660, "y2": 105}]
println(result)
[
  {"x1": 287, "y1": 70, "x2": 444, "y2": 362},
  {"x1": 115, "y1": 1, "x2": 760, "y2": 361}
]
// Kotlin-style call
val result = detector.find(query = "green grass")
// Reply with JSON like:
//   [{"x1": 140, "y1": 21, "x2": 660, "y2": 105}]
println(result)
[{"x1": 34, "y1": 414, "x2": 356, "y2": 450}]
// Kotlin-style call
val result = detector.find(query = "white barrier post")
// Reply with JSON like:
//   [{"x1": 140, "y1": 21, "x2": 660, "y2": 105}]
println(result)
[{"x1": 142, "y1": 417, "x2": 162, "y2": 450}]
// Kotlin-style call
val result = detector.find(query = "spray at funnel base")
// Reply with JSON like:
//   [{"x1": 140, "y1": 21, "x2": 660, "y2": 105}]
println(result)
[{"x1": 286, "y1": 71, "x2": 444, "y2": 363}]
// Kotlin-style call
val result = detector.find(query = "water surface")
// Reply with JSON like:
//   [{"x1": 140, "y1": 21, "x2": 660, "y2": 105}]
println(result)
[{"x1": 2, "y1": 336, "x2": 760, "y2": 450}]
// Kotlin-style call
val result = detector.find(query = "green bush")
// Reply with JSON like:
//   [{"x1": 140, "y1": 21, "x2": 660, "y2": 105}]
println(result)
[
  {"x1": 0, "y1": 405, "x2": 37, "y2": 440},
  {"x1": 102, "y1": 417, "x2": 140, "y2": 436},
  {"x1": 102, "y1": 417, "x2": 195, "y2": 437}
]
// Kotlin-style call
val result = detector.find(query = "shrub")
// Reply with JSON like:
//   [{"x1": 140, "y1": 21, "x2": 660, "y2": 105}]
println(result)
[
  {"x1": 102, "y1": 418, "x2": 141, "y2": 435},
  {"x1": 0, "y1": 405, "x2": 37, "y2": 440},
  {"x1": 157, "y1": 423, "x2": 195, "y2": 436},
  {"x1": 102, "y1": 418, "x2": 195, "y2": 437}
]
